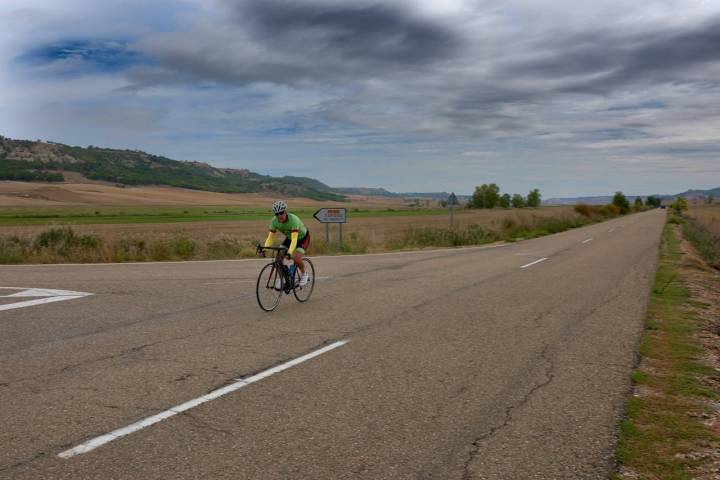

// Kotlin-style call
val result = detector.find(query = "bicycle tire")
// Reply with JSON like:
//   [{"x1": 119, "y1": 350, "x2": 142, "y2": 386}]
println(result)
[
  {"x1": 256, "y1": 262, "x2": 283, "y2": 311},
  {"x1": 293, "y1": 257, "x2": 315, "y2": 303}
]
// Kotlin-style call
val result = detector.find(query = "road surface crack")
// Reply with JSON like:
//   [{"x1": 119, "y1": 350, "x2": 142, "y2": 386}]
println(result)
[{"x1": 461, "y1": 344, "x2": 556, "y2": 480}]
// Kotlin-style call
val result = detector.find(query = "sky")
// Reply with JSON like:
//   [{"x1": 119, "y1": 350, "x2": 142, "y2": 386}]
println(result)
[{"x1": 1, "y1": 0, "x2": 720, "y2": 197}]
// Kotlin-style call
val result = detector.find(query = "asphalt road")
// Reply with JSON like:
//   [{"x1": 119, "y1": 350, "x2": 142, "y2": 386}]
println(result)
[{"x1": 0, "y1": 209, "x2": 665, "y2": 479}]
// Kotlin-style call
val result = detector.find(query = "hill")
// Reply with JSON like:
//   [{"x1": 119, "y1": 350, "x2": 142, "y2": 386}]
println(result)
[
  {"x1": 0, "y1": 136, "x2": 345, "y2": 202},
  {"x1": 545, "y1": 188, "x2": 720, "y2": 205},
  {"x1": 334, "y1": 187, "x2": 471, "y2": 202}
]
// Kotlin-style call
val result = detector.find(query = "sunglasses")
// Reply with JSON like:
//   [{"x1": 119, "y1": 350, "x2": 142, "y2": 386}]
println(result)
[{"x1": 275, "y1": 211, "x2": 286, "y2": 216}]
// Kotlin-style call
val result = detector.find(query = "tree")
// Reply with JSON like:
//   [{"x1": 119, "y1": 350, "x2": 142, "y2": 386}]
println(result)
[
  {"x1": 708, "y1": 193, "x2": 715, "y2": 204},
  {"x1": 471, "y1": 183, "x2": 500, "y2": 209},
  {"x1": 511, "y1": 193, "x2": 526, "y2": 208},
  {"x1": 671, "y1": 197, "x2": 688, "y2": 213},
  {"x1": 633, "y1": 197, "x2": 643, "y2": 211},
  {"x1": 527, "y1": 188, "x2": 541, "y2": 207},
  {"x1": 499, "y1": 193, "x2": 511, "y2": 208},
  {"x1": 612, "y1": 191, "x2": 630, "y2": 214},
  {"x1": 645, "y1": 195, "x2": 662, "y2": 208},
  {"x1": 447, "y1": 192, "x2": 459, "y2": 227}
]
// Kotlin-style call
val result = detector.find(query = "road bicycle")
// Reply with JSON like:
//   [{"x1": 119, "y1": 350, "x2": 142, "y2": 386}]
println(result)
[{"x1": 255, "y1": 245, "x2": 316, "y2": 312}]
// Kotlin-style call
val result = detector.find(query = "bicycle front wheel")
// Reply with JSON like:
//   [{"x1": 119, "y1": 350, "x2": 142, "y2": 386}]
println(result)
[
  {"x1": 293, "y1": 257, "x2": 315, "y2": 303},
  {"x1": 256, "y1": 263, "x2": 283, "y2": 311}
]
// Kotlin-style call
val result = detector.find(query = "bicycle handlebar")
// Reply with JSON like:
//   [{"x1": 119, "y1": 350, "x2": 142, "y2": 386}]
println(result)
[
  {"x1": 258, "y1": 246, "x2": 288, "y2": 251},
  {"x1": 257, "y1": 244, "x2": 290, "y2": 259}
]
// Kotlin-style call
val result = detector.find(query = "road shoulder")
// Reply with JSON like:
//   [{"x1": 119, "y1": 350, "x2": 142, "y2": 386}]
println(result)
[{"x1": 614, "y1": 220, "x2": 720, "y2": 479}]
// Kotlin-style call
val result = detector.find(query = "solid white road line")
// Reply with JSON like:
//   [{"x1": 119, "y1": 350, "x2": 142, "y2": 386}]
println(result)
[
  {"x1": 58, "y1": 340, "x2": 349, "y2": 459},
  {"x1": 582, "y1": 238, "x2": 594, "y2": 244},
  {"x1": 520, "y1": 257, "x2": 548, "y2": 269}
]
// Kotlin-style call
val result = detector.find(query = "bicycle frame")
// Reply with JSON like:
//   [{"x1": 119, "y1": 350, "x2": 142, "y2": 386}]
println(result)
[
  {"x1": 256, "y1": 244, "x2": 316, "y2": 311},
  {"x1": 262, "y1": 247, "x2": 293, "y2": 293}
]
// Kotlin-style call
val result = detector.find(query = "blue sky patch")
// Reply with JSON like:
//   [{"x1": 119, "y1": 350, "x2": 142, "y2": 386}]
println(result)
[{"x1": 16, "y1": 40, "x2": 145, "y2": 73}]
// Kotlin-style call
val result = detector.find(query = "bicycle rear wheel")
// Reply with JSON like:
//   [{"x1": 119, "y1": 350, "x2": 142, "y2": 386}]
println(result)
[
  {"x1": 293, "y1": 257, "x2": 315, "y2": 302},
  {"x1": 256, "y1": 263, "x2": 283, "y2": 311}
]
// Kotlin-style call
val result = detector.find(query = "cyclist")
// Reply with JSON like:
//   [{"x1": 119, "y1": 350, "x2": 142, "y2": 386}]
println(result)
[{"x1": 262, "y1": 201, "x2": 311, "y2": 286}]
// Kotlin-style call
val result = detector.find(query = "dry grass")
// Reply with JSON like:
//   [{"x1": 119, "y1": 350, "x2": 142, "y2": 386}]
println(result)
[
  {"x1": 686, "y1": 203, "x2": 720, "y2": 238},
  {"x1": 0, "y1": 207, "x2": 578, "y2": 249},
  {"x1": 0, "y1": 207, "x2": 591, "y2": 263}
]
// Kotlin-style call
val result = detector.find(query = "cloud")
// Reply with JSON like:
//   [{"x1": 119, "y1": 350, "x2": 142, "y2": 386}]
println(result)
[
  {"x1": 126, "y1": 0, "x2": 460, "y2": 89},
  {"x1": 2, "y1": 0, "x2": 720, "y2": 196}
]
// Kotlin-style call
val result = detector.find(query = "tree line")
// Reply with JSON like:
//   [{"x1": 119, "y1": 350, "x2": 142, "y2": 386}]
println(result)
[{"x1": 467, "y1": 184, "x2": 541, "y2": 209}]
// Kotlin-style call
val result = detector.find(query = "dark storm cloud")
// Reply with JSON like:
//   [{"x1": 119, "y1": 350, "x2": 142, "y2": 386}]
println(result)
[
  {"x1": 238, "y1": 0, "x2": 459, "y2": 65},
  {"x1": 509, "y1": 18, "x2": 720, "y2": 94},
  {"x1": 128, "y1": 0, "x2": 460, "y2": 89}
]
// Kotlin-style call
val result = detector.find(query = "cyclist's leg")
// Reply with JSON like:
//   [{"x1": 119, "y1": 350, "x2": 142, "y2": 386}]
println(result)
[
  {"x1": 293, "y1": 232, "x2": 310, "y2": 273},
  {"x1": 293, "y1": 250, "x2": 304, "y2": 272}
]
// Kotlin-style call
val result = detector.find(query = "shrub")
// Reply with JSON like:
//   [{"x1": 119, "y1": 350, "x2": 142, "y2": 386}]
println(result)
[
  {"x1": 600, "y1": 204, "x2": 621, "y2": 217},
  {"x1": 113, "y1": 238, "x2": 148, "y2": 262},
  {"x1": 169, "y1": 234, "x2": 196, "y2": 259},
  {"x1": 206, "y1": 234, "x2": 245, "y2": 259},
  {"x1": 33, "y1": 227, "x2": 104, "y2": 261},
  {"x1": 396, "y1": 224, "x2": 498, "y2": 248},
  {"x1": 574, "y1": 203, "x2": 592, "y2": 217},
  {"x1": 0, "y1": 236, "x2": 31, "y2": 264}
]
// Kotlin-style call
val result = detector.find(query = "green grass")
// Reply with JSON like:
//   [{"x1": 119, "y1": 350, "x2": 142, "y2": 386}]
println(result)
[
  {"x1": 614, "y1": 222, "x2": 718, "y2": 479},
  {"x1": 0, "y1": 206, "x2": 460, "y2": 226}
]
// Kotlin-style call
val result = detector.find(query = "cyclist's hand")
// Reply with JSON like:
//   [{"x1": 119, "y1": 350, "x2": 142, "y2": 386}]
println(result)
[{"x1": 256, "y1": 244, "x2": 266, "y2": 257}]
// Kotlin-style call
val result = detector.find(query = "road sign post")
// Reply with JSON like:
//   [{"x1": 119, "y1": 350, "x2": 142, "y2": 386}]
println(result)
[{"x1": 313, "y1": 208, "x2": 347, "y2": 252}]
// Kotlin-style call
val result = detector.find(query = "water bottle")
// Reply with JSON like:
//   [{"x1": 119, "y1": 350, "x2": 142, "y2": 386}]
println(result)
[{"x1": 288, "y1": 264, "x2": 296, "y2": 282}]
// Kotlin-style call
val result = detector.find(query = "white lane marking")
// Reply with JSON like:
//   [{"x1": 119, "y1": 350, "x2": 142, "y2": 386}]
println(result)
[
  {"x1": 582, "y1": 238, "x2": 594, "y2": 244},
  {"x1": 58, "y1": 340, "x2": 349, "y2": 459},
  {"x1": 0, "y1": 296, "x2": 86, "y2": 311},
  {"x1": 0, "y1": 288, "x2": 93, "y2": 312},
  {"x1": 3, "y1": 288, "x2": 91, "y2": 297},
  {"x1": 608, "y1": 229, "x2": 614, "y2": 233},
  {"x1": 520, "y1": 257, "x2": 548, "y2": 269}
]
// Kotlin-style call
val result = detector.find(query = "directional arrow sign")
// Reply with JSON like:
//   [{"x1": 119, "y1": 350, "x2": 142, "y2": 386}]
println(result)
[{"x1": 313, "y1": 208, "x2": 346, "y2": 223}]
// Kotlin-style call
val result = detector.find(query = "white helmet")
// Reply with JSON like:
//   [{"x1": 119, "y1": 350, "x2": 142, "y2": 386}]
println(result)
[{"x1": 272, "y1": 200, "x2": 287, "y2": 214}]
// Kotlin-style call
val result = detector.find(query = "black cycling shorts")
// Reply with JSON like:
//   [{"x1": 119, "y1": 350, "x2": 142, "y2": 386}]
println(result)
[{"x1": 282, "y1": 230, "x2": 310, "y2": 253}]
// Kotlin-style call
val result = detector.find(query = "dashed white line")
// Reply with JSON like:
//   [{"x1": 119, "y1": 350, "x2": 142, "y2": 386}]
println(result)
[
  {"x1": 58, "y1": 339, "x2": 349, "y2": 459},
  {"x1": 582, "y1": 238, "x2": 594, "y2": 244},
  {"x1": 520, "y1": 257, "x2": 548, "y2": 269}
]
